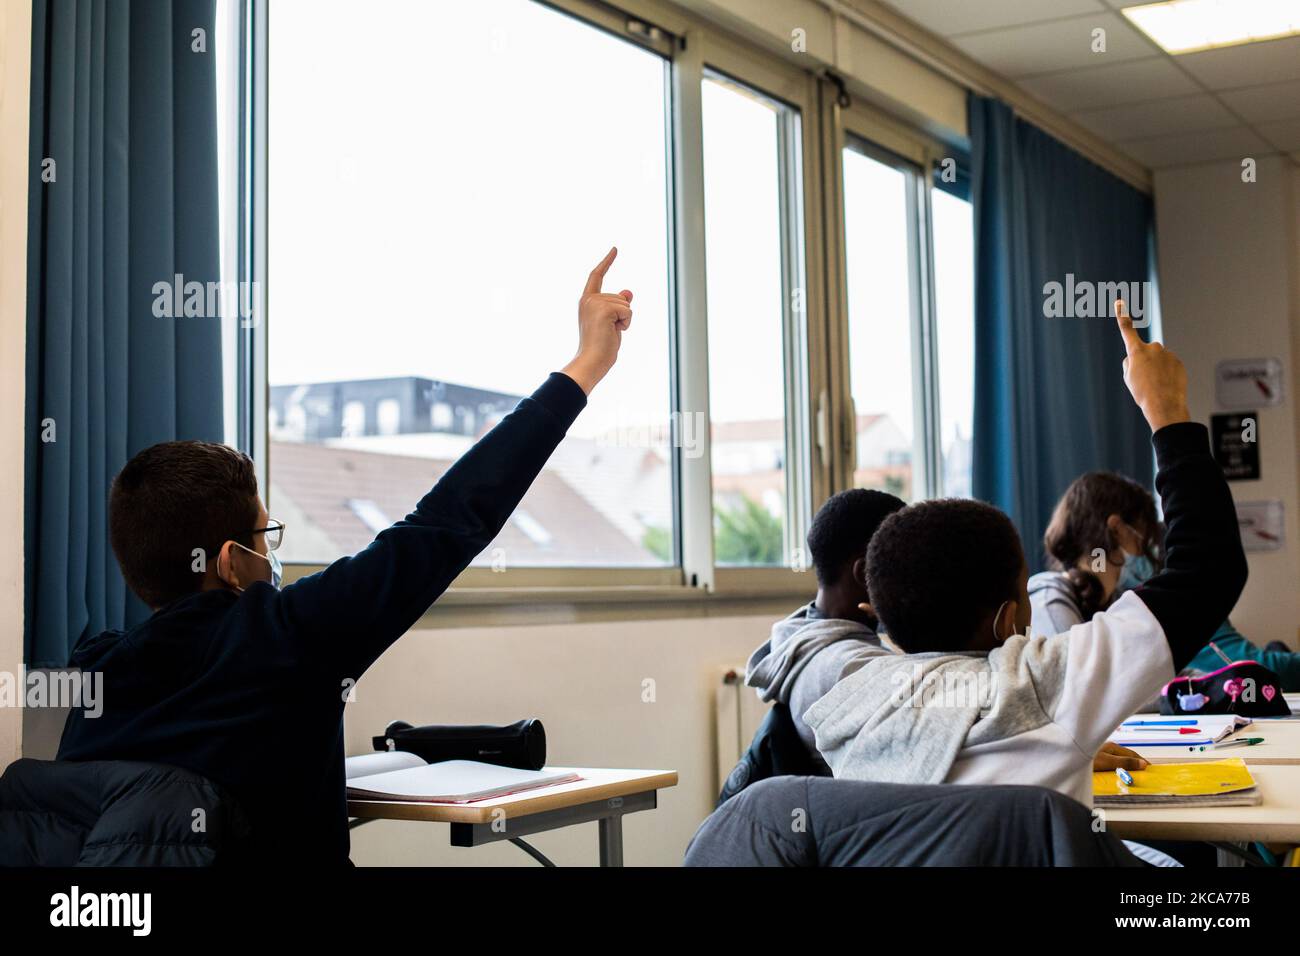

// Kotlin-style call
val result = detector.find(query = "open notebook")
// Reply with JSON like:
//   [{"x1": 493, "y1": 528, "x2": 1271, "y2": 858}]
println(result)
[
  {"x1": 1108, "y1": 714, "x2": 1251, "y2": 748},
  {"x1": 1093, "y1": 758, "x2": 1261, "y2": 808},
  {"x1": 346, "y1": 752, "x2": 580, "y2": 804}
]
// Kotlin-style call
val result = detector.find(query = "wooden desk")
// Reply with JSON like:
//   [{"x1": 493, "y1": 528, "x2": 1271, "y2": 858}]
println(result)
[
  {"x1": 1124, "y1": 715, "x2": 1300, "y2": 765},
  {"x1": 1101, "y1": 765, "x2": 1300, "y2": 844},
  {"x1": 348, "y1": 767, "x2": 678, "y2": 866}
]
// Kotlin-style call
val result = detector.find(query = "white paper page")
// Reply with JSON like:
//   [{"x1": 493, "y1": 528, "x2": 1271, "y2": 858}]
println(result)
[
  {"x1": 1109, "y1": 714, "x2": 1247, "y2": 746},
  {"x1": 345, "y1": 751, "x2": 426, "y2": 782},
  {"x1": 345, "y1": 760, "x2": 580, "y2": 802}
]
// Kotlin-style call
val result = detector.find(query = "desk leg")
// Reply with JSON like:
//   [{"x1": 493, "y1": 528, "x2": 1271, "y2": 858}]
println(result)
[
  {"x1": 598, "y1": 815, "x2": 624, "y2": 867},
  {"x1": 446, "y1": 791, "x2": 655, "y2": 865}
]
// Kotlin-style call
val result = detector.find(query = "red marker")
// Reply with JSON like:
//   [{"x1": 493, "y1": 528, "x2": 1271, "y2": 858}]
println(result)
[{"x1": 1144, "y1": 728, "x2": 1200, "y2": 735}]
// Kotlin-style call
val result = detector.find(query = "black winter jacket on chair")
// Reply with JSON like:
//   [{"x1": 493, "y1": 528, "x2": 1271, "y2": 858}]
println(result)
[
  {"x1": 0, "y1": 758, "x2": 252, "y2": 866},
  {"x1": 716, "y1": 703, "x2": 828, "y2": 808}
]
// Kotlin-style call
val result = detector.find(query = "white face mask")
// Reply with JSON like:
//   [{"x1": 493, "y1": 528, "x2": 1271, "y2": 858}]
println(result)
[
  {"x1": 991, "y1": 600, "x2": 1031, "y2": 643},
  {"x1": 218, "y1": 541, "x2": 282, "y2": 592},
  {"x1": 992, "y1": 601, "x2": 1009, "y2": 644}
]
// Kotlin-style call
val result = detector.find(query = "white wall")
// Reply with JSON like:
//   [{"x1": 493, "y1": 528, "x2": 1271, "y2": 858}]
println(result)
[
  {"x1": 344, "y1": 613, "x2": 776, "y2": 866},
  {"x1": 0, "y1": 0, "x2": 32, "y2": 770},
  {"x1": 1154, "y1": 156, "x2": 1300, "y2": 648}
]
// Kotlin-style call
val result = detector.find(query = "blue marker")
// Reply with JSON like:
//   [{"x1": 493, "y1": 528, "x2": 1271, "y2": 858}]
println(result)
[
  {"x1": 1122, "y1": 719, "x2": 1197, "y2": 727},
  {"x1": 1116, "y1": 768, "x2": 1134, "y2": 786}
]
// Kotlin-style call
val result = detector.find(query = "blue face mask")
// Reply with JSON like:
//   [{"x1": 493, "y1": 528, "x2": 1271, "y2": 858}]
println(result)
[{"x1": 1116, "y1": 552, "x2": 1156, "y2": 593}]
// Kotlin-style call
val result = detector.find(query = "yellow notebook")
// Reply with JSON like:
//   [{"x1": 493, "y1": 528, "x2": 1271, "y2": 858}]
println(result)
[{"x1": 1093, "y1": 758, "x2": 1261, "y2": 808}]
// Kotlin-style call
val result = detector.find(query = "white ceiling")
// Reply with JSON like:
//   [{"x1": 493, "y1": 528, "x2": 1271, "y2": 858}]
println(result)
[{"x1": 879, "y1": 0, "x2": 1300, "y2": 168}]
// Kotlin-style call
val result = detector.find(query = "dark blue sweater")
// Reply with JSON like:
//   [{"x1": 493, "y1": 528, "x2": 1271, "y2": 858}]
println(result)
[{"x1": 57, "y1": 373, "x2": 587, "y2": 863}]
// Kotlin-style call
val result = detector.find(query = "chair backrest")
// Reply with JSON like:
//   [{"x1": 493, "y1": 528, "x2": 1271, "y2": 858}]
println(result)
[
  {"x1": 0, "y1": 758, "x2": 252, "y2": 866},
  {"x1": 716, "y1": 703, "x2": 829, "y2": 809},
  {"x1": 689, "y1": 775, "x2": 1143, "y2": 867}
]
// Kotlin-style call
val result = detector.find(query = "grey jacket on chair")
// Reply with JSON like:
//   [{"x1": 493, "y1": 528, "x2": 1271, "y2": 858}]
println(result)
[{"x1": 685, "y1": 775, "x2": 1142, "y2": 867}]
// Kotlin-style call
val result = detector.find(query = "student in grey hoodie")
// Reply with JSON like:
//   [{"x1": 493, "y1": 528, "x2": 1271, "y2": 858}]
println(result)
[
  {"x1": 805, "y1": 304, "x2": 1247, "y2": 809},
  {"x1": 745, "y1": 489, "x2": 905, "y2": 765}
]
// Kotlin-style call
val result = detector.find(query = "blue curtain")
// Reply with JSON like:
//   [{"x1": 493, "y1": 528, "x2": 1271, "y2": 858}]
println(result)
[
  {"x1": 25, "y1": 0, "x2": 224, "y2": 666},
  {"x1": 969, "y1": 95, "x2": 1153, "y2": 572}
]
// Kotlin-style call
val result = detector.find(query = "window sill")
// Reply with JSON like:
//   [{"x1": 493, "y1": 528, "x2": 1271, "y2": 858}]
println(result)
[
  {"x1": 421, "y1": 584, "x2": 810, "y2": 628},
  {"x1": 281, "y1": 564, "x2": 812, "y2": 628}
]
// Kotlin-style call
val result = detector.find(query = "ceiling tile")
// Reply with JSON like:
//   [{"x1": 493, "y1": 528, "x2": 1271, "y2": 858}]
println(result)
[
  {"x1": 1117, "y1": 125, "x2": 1272, "y2": 167},
  {"x1": 950, "y1": 12, "x2": 1158, "y2": 78},
  {"x1": 880, "y1": 0, "x2": 1106, "y2": 37},
  {"x1": 1255, "y1": 117, "x2": 1300, "y2": 152},
  {"x1": 1176, "y1": 36, "x2": 1300, "y2": 90},
  {"x1": 1019, "y1": 56, "x2": 1201, "y2": 111},
  {"x1": 1217, "y1": 80, "x2": 1300, "y2": 123},
  {"x1": 1073, "y1": 93, "x2": 1238, "y2": 139}
]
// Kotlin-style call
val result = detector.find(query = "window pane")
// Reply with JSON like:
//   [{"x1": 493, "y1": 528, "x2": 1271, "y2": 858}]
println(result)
[
  {"x1": 702, "y1": 77, "x2": 797, "y2": 567},
  {"x1": 842, "y1": 146, "x2": 916, "y2": 500},
  {"x1": 267, "y1": 0, "x2": 674, "y2": 567},
  {"x1": 932, "y1": 188, "x2": 975, "y2": 498}
]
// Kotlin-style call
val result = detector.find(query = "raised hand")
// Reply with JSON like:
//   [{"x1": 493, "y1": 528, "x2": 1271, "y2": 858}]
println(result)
[
  {"x1": 1114, "y1": 298, "x2": 1189, "y2": 432},
  {"x1": 561, "y1": 246, "x2": 634, "y2": 395}
]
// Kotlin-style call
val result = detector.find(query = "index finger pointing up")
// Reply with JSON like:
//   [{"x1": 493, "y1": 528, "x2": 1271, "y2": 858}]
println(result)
[
  {"x1": 1114, "y1": 298, "x2": 1142, "y2": 355},
  {"x1": 585, "y1": 246, "x2": 618, "y2": 296}
]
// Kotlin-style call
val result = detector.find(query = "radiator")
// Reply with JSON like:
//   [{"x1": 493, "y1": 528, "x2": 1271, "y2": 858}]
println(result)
[{"x1": 714, "y1": 665, "x2": 771, "y2": 792}]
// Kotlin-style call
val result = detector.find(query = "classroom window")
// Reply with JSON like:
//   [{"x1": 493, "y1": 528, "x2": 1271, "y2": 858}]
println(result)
[
  {"x1": 842, "y1": 142, "x2": 920, "y2": 501},
  {"x1": 931, "y1": 184, "x2": 975, "y2": 498},
  {"x1": 265, "y1": 0, "x2": 675, "y2": 568},
  {"x1": 701, "y1": 75, "x2": 808, "y2": 568}
]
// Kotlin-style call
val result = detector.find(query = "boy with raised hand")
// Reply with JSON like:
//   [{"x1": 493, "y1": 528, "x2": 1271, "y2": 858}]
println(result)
[
  {"x1": 806, "y1": 301, "x2": 1247, "y2": 807},
  {"x1": 58, "y1": 248, "x2": 635, "y2": 863}
]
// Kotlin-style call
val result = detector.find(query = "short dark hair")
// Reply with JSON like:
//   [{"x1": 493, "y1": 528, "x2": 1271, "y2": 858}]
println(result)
[
  {"x1": 109, "y1": 440, "x2": 260, "y2": 608},
  {"x1": 865, "y1": 499, "x2": 1024, "y2": 653},
  {"x1": 807, "y1": 489, "x2": 905, "y2": 586}
]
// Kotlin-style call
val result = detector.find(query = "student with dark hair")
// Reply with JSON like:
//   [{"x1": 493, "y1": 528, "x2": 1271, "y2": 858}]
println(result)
[
  {"x1": 1033, "y1": 472, "x2": 1300, "y2": 690},
  {"x1": 57, "y1": 249, "x2": 635, "y2": 864},
  {"x1": 805, "y1": 303, "x2": 1247, "y2": 808},
  {"x1": 744, "y1": 489, "x2": 905, "y2": 765}
]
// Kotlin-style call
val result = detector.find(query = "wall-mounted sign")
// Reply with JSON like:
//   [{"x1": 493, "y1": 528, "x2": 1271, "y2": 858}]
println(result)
[
  {"x1": 1216, "y1": 358, "x2": 1283, "y2": 410},
  {"x1": 1236, "y1": 500, "x2": 1285, "y2": 553},
  {"x1": 1211, "y1": 412, "x2": 1260, "y2": 481}
]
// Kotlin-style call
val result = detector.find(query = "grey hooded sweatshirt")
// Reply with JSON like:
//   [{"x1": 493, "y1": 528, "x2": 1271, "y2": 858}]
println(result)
[
  {"x1": 744, "y1": 603, "x2": 892, "y2": 765},
  {"x1": 804, "y1": 591, "x2": 1176, "y2": 807}
]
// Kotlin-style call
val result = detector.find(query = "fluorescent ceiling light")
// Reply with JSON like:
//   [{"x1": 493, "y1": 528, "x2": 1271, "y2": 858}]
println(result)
[{"x1": 1122, "y1": 0, "x2": 1300, "y2": 54}]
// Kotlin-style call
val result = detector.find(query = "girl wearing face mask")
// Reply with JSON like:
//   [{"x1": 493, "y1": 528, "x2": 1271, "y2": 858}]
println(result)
[{"x1": 1031, "y1": 471, "x2": 1300, "y2": 689}]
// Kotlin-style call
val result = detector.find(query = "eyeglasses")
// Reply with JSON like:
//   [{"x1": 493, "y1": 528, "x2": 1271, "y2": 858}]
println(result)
[{"x1": 251, "y1": 520, "x2": 285, "y2": 551}]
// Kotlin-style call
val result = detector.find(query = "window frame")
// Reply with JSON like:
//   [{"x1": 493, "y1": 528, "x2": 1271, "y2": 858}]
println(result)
[
  {"x1": 227, "y1": 0, "x2": 973, "y2": 616},
  {"x1": 695, "y1": 67, "x2": 811, "y2": 574},
  {"x1": 831, "y1": 98, "x2": 959, "y2": 504},
  {"x1": 692, "y1": 32, "x2": 823, "y2": 593},
  {"x1": 928, "y1": 158, "x2": 977, "y2": 497},
  {"x1": 235, "y1": 0, "x2": 828, "y2": 604}
]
